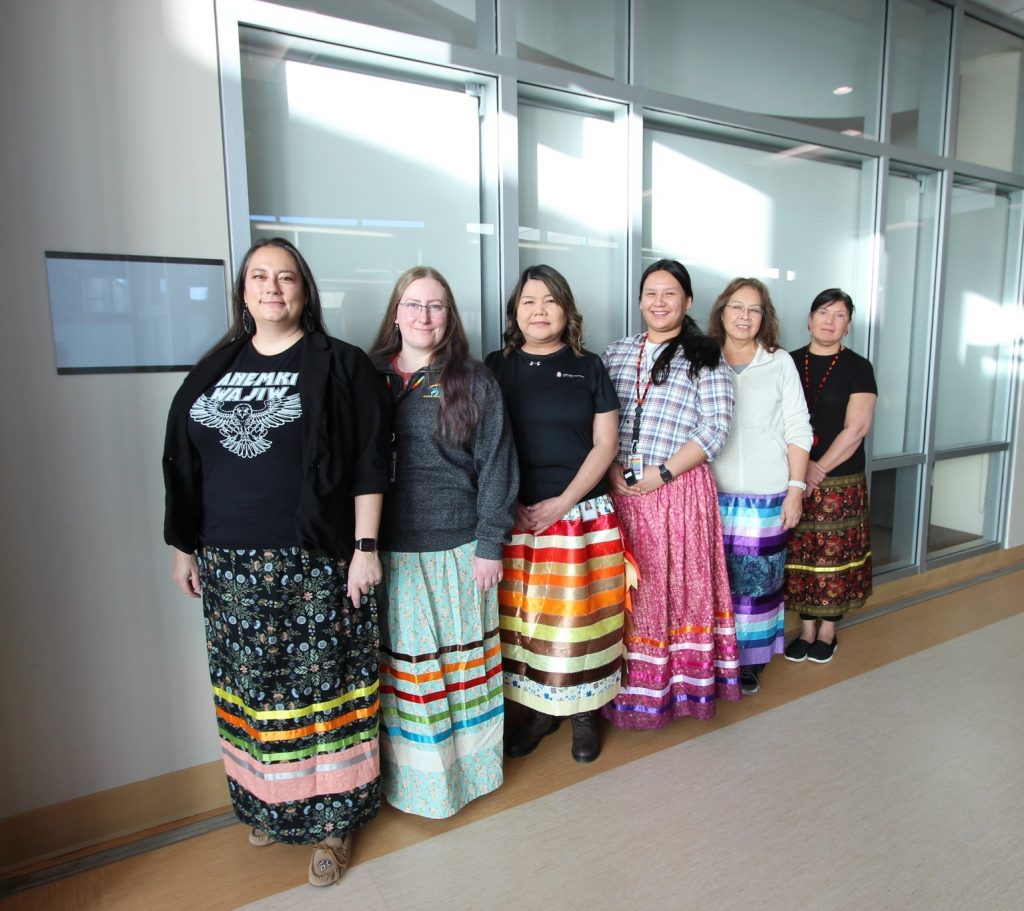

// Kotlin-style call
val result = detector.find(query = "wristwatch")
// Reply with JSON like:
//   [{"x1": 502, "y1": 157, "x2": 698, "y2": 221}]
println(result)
[
  {"x1": 658, "y1": 463, "x2": 673, "y2": 483},
  {"x1": 354, "y1": 538, "x2": 378, "y2": 552}
]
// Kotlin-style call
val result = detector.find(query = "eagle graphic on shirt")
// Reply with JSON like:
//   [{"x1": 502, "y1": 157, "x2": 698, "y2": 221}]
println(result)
[{"x1": 189, "y1": 392, "x2": 302, "y2": 458}]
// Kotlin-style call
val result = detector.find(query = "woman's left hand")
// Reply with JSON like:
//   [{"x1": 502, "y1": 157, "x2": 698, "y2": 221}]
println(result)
[
  {"x1": 781, "y1": 488, "x2": 804, "y2": 530},
  {"x1": 629, "y1": 465, "x2": 667, "y2": 496},
  {"x1": 805, "y1": 460, "x2": 827, "y2": 491},
  {"x1": 347, "y1": 550, "x2": 382, "y2": 603},
  {"x1": 525, "y1": 496, "x2": 571, "y2": 534},
  {"x1": 472, "y1": 556, "x2": 503, "y2": 592}
]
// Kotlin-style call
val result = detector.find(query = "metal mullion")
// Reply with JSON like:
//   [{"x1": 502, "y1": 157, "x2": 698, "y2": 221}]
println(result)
[
  {"x1": 876, "y1": 0, "x2": 895, "y2": 144},
  {"x1": 494, "y1": 0, "x2": 516, "y2": 57},
  {"x1": 943, "y1": 3, "x2": 963, "y2": 160},
  {"x1": 1000, "y1": 193, "x2": 1024, "y2": 547},
  {"x1": 494, "y1": 72, "x2": 519, "y2": 351},
  {"x1": 862, "y1": 152, "x2": 887, "y2": 508},
  {"x1": 478, "y1": 73, "x2": 506, "y2": 355},
  {"x1": 934, "y1": 442, "x2": 1011, "y2": 461},
  {"x1": 215, "y1": 0, "x2": 253, "y2": 275},
  {"x1": 871, "y1": 452, "x2": 928, "y2": 471},
  {"x1": 918, "y1": 164, "x2": 954, "y2": 574},
  {"x1": 626, "y1": 101, "x2": 644, "y2": 336},
  {"x1": 476, "y1": 0, "x2": 497, "y2": 54}
]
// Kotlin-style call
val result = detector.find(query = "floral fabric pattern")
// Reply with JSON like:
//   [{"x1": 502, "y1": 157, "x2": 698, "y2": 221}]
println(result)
[
  {"x1": 197, "y1": 546, "x2": 381, "y2": 844},
  {"x1": 784, "y1": 473, "x2": 872, "y2": 618}
]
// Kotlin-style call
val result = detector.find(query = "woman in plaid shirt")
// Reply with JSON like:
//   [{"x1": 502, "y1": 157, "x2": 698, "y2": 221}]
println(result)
[{"x1": 600, "y1": 259, "x2": 742, "y2": 728}]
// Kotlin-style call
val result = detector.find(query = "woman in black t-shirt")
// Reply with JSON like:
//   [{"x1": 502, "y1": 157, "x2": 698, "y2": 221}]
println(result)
[
  {"x1": 163, "y1": 237, "x2": 390, "y2": 888},
  {"x1": 486, "y1": 264, "x2": 626, "y2": 764},
  {"x1": 783, "y1": 288, "x2": 877, "y2": 665}
]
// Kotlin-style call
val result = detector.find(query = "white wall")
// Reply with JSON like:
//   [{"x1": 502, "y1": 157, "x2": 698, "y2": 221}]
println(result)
[
  {"x1": 1, "y1": 0, "x2": 1023, "y2": 827},
  {"x1": 0, "y1": 0, "x2": 228, "y2": 817}
]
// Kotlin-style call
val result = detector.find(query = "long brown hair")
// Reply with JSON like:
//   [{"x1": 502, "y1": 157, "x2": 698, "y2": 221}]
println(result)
[
  {"x1": 707, "y1": 277, "x2": 781, "y2": 353},
  {"x1": 369, "y1": 266, "x2": 480, "y2": 447},
  {"x1": 500, "y1": 264, "x2": 584, "y2": 357}
]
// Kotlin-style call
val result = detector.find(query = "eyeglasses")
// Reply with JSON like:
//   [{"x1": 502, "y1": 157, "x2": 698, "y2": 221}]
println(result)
[
  {"x1": 725, "y1": 303, "x2": 764, "y2": 317},
  {"x1": 400, "y1": 301, "x2": 448, "y2": 317}
]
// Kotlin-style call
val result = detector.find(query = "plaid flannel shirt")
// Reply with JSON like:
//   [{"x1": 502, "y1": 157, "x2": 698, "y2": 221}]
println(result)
[{"x1": 602, "y1": 333, "x2": 734, "y2": 467}]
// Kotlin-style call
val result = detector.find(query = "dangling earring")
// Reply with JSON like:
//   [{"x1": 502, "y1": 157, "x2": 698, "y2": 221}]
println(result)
[
  {"x1": 242, "y1": 309, "x2": 254, "y2": 334},
  {"x1": 303, "y1": 308, "x2": 316, "y2": 333}
]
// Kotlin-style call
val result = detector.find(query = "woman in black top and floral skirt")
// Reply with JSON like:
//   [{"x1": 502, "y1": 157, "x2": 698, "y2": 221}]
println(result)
[
  {"x1": 783, "y1": 288, "x2": 877, "y2": 664},
  {"x1": 163, "y1": 237, "x2": 390, "y2": 887}
]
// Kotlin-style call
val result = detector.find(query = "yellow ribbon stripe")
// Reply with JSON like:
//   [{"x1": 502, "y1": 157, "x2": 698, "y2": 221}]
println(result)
[
  {"x1": 786, "y1": 552, "x2": 872, "y2": 573},
  {"x1": 212, "y1": 679, "x2": 379, "y2": 722}
]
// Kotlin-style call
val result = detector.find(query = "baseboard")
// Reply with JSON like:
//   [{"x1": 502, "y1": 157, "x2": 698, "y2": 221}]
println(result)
[
  {"x1": 5, "y1": 544, "x2": 1022, "y2": 875},
  {"x1": 0, "y1": 761, "x2": 229, "y2": 874}
]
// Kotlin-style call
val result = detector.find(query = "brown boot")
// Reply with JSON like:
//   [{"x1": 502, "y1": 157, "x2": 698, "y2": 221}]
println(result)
[
  {"x1": 505, "y1": 709, "x2": 561, "y2": 758},
  {"x1": 570, "y1": 711, "x2": 601, "y2": 763}
]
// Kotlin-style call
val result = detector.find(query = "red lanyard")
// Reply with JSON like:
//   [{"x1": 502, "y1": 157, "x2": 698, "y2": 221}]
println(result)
[
  {"x1": 630, "y1": 334, "x2": 656, "y2": 454},
  {"x1": 634, "y1": 333, "x2": 654, "y2": 410},
  {"x1": 802, "y1": 348, "x2": 841, "y2": 417}
]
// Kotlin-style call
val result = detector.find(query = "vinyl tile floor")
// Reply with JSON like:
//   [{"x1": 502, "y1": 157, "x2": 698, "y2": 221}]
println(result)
[{"x1": 5, "y1": 571, "x2": 1023, "y2": 911}]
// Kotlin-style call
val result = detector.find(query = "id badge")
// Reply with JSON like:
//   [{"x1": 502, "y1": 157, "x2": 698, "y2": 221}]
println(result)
[{"x1": 628, "y1": 452, "x2": 644, "y2": 478}]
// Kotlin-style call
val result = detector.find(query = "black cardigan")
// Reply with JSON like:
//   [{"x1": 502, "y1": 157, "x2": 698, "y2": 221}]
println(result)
[{"x1": 163, "y1": 332, "x2": 391, "y2": 561}]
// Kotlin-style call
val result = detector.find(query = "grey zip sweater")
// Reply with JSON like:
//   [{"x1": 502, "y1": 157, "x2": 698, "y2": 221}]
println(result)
[{"x1": 377, "y1": 360, "x2": 518, "y2": 559}]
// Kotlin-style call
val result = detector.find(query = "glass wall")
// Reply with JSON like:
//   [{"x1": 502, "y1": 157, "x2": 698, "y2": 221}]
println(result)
[
  {"x1": 239, "y1": 27, "x2": 496, "y2": 350},
  {"x1": 873, "y1": 166, "x2": 940, "y2": 458},
  {"x1": 887, "y1": 0, "x2": 950, "y2": 152},
  {"x1": 517, "y1": 90, "x2": 628, "y2": 352},
  {"x1": 635, "y1": 0, "x2": 885, "y2": 139},
  {"x1": 934, "y1": 181, "x2": 1022, "y2": 451},
  {"x1": 956, "y1": 16, "x2": 1024, "y2": 172},
  {"x1": 514, "y1": 0, "x2": 626, "y2": 80},
  {"x1": 928, "y1": 452, "x2": 1005, "y2": 557},
  {"x1": 218, "y1": 0, "x2": 1024, "y2": 580},
  {"x1": 871, "y1": 465, "x2": 922, "y2": 571},
  {"x1": 643, "y1": 123, "x2": 872, "y2": 349},
  {"x1": 268, "y1": 0, "x2": 483, "y2": 49}
]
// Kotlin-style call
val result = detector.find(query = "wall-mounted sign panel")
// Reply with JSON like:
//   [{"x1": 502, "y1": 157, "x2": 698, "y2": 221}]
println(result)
[{"x1": 45, "y1": 252, "x2": 229, "y2": 374}]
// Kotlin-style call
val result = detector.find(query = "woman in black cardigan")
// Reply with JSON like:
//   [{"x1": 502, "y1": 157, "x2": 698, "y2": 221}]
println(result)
[{"x1": 163, "y1": 237, "x2": 390, "y2": 888}]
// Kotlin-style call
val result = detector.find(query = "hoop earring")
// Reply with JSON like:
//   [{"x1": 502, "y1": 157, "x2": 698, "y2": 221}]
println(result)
[
  {"x1": 242, "y1": 309, "x2": 254, "y2": 334},
  {"x1": 303, "y1": 309, "x2": 316, "y2": 333}
]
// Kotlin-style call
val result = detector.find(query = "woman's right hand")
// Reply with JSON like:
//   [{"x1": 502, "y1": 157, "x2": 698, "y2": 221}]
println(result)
[
  {"x1": 171, "y1": 547, "x2": 201, "y2": 598},
  {"x1": 608, "y1": 462, "x2": 637, "y2": 497}
]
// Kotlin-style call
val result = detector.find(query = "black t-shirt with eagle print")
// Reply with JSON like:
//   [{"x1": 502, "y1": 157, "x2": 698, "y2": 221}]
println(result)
[{"x1": 188, "y1": 338, "x2": 304, "y2": 548}]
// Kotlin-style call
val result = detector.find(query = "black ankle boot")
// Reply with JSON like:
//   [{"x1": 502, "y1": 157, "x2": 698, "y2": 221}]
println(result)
[
  {"x1": 570, "y1": 711, "x2": 601, "y2": 763},
  {"x1": 505, "y1": 710, "x2": 561, "y2": 758}
]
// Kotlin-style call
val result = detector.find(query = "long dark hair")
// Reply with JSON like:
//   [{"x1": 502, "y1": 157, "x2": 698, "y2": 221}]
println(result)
[
  {"x1": 501, "y1": 264, "x2": 584, "y2": 357},
  {"x1": 640, "y1": 259, "x2": 721, "y2": 383},
  {"x1": 369, "y1": 266, "x2": 480, "y2": 447},
  {"x1": 206, "y1": 236, "x2": 328, "y2": 357},
  {"x1": 707, "y1": 277, "x2": 781, "y2": 352}
]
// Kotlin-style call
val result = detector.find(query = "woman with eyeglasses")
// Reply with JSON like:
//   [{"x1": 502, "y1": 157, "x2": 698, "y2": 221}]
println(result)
[
  {"x1": 783, "y1": 289, "x2": 877, "y2": 664},
  {"x1": 369, "y1": 266, "x2": 518, "y2": 818},
  {"x1": 706, "y1": 278, "x2": 812, "y2": 695},
  {"x1": 601, "y1": 259, "x2": 740, "y2": 729}
]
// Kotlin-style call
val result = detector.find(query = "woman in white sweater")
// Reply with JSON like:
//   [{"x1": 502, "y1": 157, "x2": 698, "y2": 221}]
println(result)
[{"x1": 708, "y1": 279, "x2": 812, "y2": 695}]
